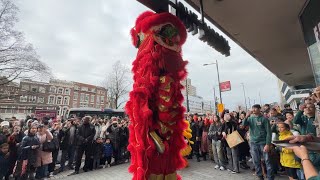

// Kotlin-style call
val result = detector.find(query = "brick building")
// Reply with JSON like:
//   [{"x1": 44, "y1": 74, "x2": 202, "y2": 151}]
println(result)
[
  {"x1": 72, "y1": 82, "x2": 108, "y2": 109},
  {"x1": 0, "y1": 79, "x2": 108, "y2": 120}
]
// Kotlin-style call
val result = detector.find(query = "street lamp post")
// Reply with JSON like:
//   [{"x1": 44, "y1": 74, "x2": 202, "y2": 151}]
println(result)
[
  {"x1": 241, "y1": 83, "x2": 248, "y2": 111},
  {"x1": 185, "y1": 79, "x2": 190, "y2": 113},
  {"x1": 203, "y1": 60, "x2": 222, "y2": 104}
]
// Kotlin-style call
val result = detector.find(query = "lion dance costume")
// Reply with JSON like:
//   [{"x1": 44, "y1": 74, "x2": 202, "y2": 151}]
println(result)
[{"x1": 125, "y1": 11, "x2": 188, "y2": 180}]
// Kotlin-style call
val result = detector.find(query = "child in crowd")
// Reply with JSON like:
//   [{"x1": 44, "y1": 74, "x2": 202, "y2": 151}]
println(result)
[
  {"x1": 278, "y1": 122, "x2": 301, "y2": 180},
  {"x1": 103, "y1": 137, "x2": 113, "y2": 168},
  {"x1": 93, "y1": 137, "x2": 104, "y2": 169},
  {"x1": 0, "y1": 143, "x2": 10, "y2": 180}
]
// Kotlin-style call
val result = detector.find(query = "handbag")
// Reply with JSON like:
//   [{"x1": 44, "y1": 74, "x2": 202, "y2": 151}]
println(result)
[
  {"x1": 42, "y1": 137, "x2": 55, "y2": 152},
  {"x1": 226, "y1": 130, "x2": 244, "y2": 148}
]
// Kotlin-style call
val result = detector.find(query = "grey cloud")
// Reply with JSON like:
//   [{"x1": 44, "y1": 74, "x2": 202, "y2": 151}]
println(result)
[{"x1": 15, "y1": 0, "x2": 279, "y2": 110}]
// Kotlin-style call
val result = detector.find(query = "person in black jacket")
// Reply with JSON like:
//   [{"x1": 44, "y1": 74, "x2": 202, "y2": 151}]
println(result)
[
  {"x1": 107, "y1": 117, "x2": 122, "y2": 165},
  {"x1": 187, "y1": 115, "x2": 197, "y2": 160},
  {"x1": 194, "y1": 115, "x2": 202, "y2": 162},
  {"x1": 221, "y1": 113, "x2": 239, "y2": 173},
  {"x1": 20, "y1": 123, "x2": 40, "y2": 180},
  {"x1": 71, "y1": 116, "x2": 95, "y2": 175},
  {"x1": 6, "y1": 125, "x2": 24, "y2": 179},
  {"x1": 56, "y1": 119, "x2": 77, "y2": 174},
  {"x1": 208, "y1": 115, "x2": 225, "y2": 170}
]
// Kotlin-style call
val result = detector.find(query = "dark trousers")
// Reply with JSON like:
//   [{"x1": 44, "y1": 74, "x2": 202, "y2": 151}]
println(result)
[
  {"x1": 102, "y1": 156, "x2": 112, "y2": 165},
  {"x1": 60, "y1": 146, "x2": 75, "y2": 170},
  {"x1": 195, "y1": 141, "x2": 201, "y2": 158},
  {"x1": 48, "y1": 149, "x2": 59, "y2": 173},
  {"x1": 75, "y1": 145, "x2": 92, "y2": 172}
]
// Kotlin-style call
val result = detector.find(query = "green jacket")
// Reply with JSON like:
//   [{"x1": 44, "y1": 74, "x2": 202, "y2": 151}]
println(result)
[
  {"x1": 293, "y1": 110, "x2": 316, "y2": 136},
  {"x1": 242, "y1": 114, "x2": 271, "y2": 145},
  {"x1": 309, "y1": 175, "x2": 320, "y2": 180}
]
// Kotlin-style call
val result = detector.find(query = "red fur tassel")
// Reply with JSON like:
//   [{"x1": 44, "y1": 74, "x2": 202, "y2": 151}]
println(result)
[{"x1": 126, "y1": 11, "x2": 188, "y2": 180}]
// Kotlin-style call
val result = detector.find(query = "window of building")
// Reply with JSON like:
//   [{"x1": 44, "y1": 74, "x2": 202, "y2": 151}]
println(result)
[
  {"x1": 96, "y1": 95, "x2": 100, "y2": 104},
  {"x1": 39, "y1": 86, "x2": 46, "y2": 93},
  {"x1": 81, "y1": 87, "x2": 88, "y2": 91},
  {"x1": 38, "y1": 97, "x2": 44, "y2": 103},
  {"x1": 31, "y1": 86, "x2": 37, "y2": 92},
  {"x1": 48, "y1": 96, "x2": 55, "y2": 104},
  {"x1": 0, "y1": 106, "x2": 6, "y2": 113},
  {"x1": 85, "y1": 94, "x2": 89, "y2": 102},
  {"x1": 80, "y1": 93, "x2": 85, "y2": 102},
  {"x1": 57, "y1": 88, "x2": 64, "y2": 94},
  {"x1": 91, "y1": 95, "x2": 95, "y2": 103},
  {"x1": 21, "y1": 84, "x2": 29, "y2": 91},
  {"x1": 65, "y1": 88, "x2": 70, "y2": 95},
  {"x1": 56, "y1": 96, "x2": 62, "y2": 105},
  {"x1": 101, "y1": 96, "x2": 104, "y2": 103},
  {"x1": 28, "y1": 96, "x2": 36, "y2": 102},
  {"x1": 91, "y1": 88, "x2": 96, "y2": 93},
  {"x1": 74, "y1": 85, "x2": 79, "y2": 90},
  {"x1": 20, "y1": 96, "x2": 27, "y2": 102},
  {"x1": 73, "y1": 92, "x2": 78, "y2": 101},
  {"x1": 63, "y1": 97, "x2": 69, "y2": 105},
  {"x1": 50, "y1": 87, "x2": 56, "y2": 93}
]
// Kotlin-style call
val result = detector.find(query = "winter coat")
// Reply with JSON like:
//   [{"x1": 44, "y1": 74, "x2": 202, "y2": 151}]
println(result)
[
  {"x1": 208, "y1": 122, "x2": 222, "y2": 141},
  {"x1": 76, "y1": 123, "x2": 96, "y2": 146},
  {"x1": 279, "y1": 130, "x2": 301, "y2": 169},
  {"x1": 107, "y1": 125, "x2": 121, "y2": 149},
  {"x1": 93, "y1": 142, "x2": 104, "y2": 159},
  {"x1": 189, "y1": 121, "x2": 197, "y2": 141},
  {"x1": 120, "y1": 126, "x2": 129, "y2": 148},
  {"x1": 293, "y1": 110, "x2": 317, "y2": 136},
  {"x1": 93, "y1": 124, "x2": 102, "y2": 140},
  {"x1": 59, "y1": 125, "x2": 77, "y2": 150},
  {"x1": 20, "y1": 133, "x2": 40, "y2": 166},
  {"x1": 35, "y1": 130, "x2": 53, "y2": 167},
  {"x1": 103, "y1": 143, "x2": 113, "y2": 157},
  {"x1": 0, "y1": 151, "x2": 9, "y2": 176}
]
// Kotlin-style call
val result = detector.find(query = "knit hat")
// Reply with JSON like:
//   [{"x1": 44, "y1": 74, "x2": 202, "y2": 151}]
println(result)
[{"x1": 0, "y1": 121, "x2": 9, "y2": 127}]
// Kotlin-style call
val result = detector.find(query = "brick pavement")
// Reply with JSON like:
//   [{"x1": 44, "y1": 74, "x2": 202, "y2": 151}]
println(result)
[{"x1": 54, "y1": 159, "x2": 288, "y2": 180}]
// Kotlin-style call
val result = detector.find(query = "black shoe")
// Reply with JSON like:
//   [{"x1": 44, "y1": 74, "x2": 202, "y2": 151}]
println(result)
[
  {"x1": 68, "y1": 171, "x2": 79, "y2": 176},
  {"x1": 53, "y1": 169, "x2": 63, "y2": 175},
  {"x1": 197, "y1": 158, "x2": 200, "y2": 162}
]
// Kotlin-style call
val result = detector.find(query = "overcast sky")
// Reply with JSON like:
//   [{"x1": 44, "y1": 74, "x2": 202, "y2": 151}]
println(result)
[{"x1": 15, "y1": 0, "x2": 279, "y2": 110}]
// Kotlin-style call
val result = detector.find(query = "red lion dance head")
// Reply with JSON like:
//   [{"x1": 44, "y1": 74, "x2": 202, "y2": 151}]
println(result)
[{"x1": 125, "y1": 11, "x2": 188, "y2": 180}]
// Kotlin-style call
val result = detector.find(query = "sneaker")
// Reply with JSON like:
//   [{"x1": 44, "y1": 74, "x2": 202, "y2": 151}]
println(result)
[
  {"x1": 214, "y1": 165, "x2": 219, "y2": 169},
  {"x1": 227, "y1": 169, "x2": 232, "y2": 172},
  {"x1": 231, "y1": 171, "x2": 239, "y2": 174},
  {"x1": 219, "y1": 166, "x2": 225, "y2": 171},
  {"x1": 108, "y1": 164, "x2": 111, "y2": 168}
]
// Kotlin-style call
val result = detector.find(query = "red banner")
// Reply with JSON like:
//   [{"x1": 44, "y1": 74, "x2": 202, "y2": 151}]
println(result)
[{"x1": 220, "y1": 81, "x2": 231, "y2": 92}]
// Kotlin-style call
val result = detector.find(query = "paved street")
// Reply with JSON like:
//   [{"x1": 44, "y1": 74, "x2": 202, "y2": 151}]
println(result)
[{"x1": 52, "y1": 159, "x2": 288, "y2": 180}]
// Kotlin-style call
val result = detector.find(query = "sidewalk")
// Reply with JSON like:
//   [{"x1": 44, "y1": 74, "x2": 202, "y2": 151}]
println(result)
[{"x1": 53, "y1": 159, "x2": 288, "y2": 180}]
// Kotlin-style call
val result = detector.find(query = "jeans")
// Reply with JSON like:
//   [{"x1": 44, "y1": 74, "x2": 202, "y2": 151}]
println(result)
[
  {"x1": 35, "y1": 164, "x2": 48, "y2": 179},
  {"x1": 60, "y1": 145, "x2": 75, "y2": 170},
  {"x1": 75, "y1": 145, "x2": 92, "y2": 172},
  {"x1": 250, "y1": 142, "x2": 274, "y2": 180},
  {"x1": 212, "y1": 140, "x2": 225, "y2": 167},
  {"x1": 226, "y1": 146, "x2": 239, "y2": 172}
]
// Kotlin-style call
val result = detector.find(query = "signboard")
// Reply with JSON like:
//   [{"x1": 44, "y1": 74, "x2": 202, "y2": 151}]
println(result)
[
  {"x1": 217, "y1": 103, "x2": 224, "y2": 113},
  {"x1": 220, "y1": 81, "x2": 231, "y2": 92},
  {"x1": 35, "y1": 110, "x2": 57, "y2": 120}
]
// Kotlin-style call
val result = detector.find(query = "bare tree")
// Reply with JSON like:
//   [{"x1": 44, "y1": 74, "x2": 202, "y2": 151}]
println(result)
[
  {"x1": 103, "y1": 61, "x2": 130, "y2": 109},
  {"x1": 0, "y1": 0, "x2": 51, "y2": 86}
]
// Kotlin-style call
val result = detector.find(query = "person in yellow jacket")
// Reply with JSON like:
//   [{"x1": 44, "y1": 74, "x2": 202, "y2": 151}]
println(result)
[{"x1": 278, "y1": 122, "x2": 302, "y2": 180}]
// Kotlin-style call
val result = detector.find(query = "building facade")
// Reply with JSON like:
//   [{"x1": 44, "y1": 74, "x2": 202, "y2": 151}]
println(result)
[
  {"x1": 0, "y1": 79, "x2": 109, "y2": 120},
  {"x1": 181, "y1": 78, "x2": 197, "y2": 96},
  {"x1": 48, "y1": 79, "x2": 73, "y2": 117},
  {"x1": 72, "y1": 82, "x2": 108, "y2": 109}
]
